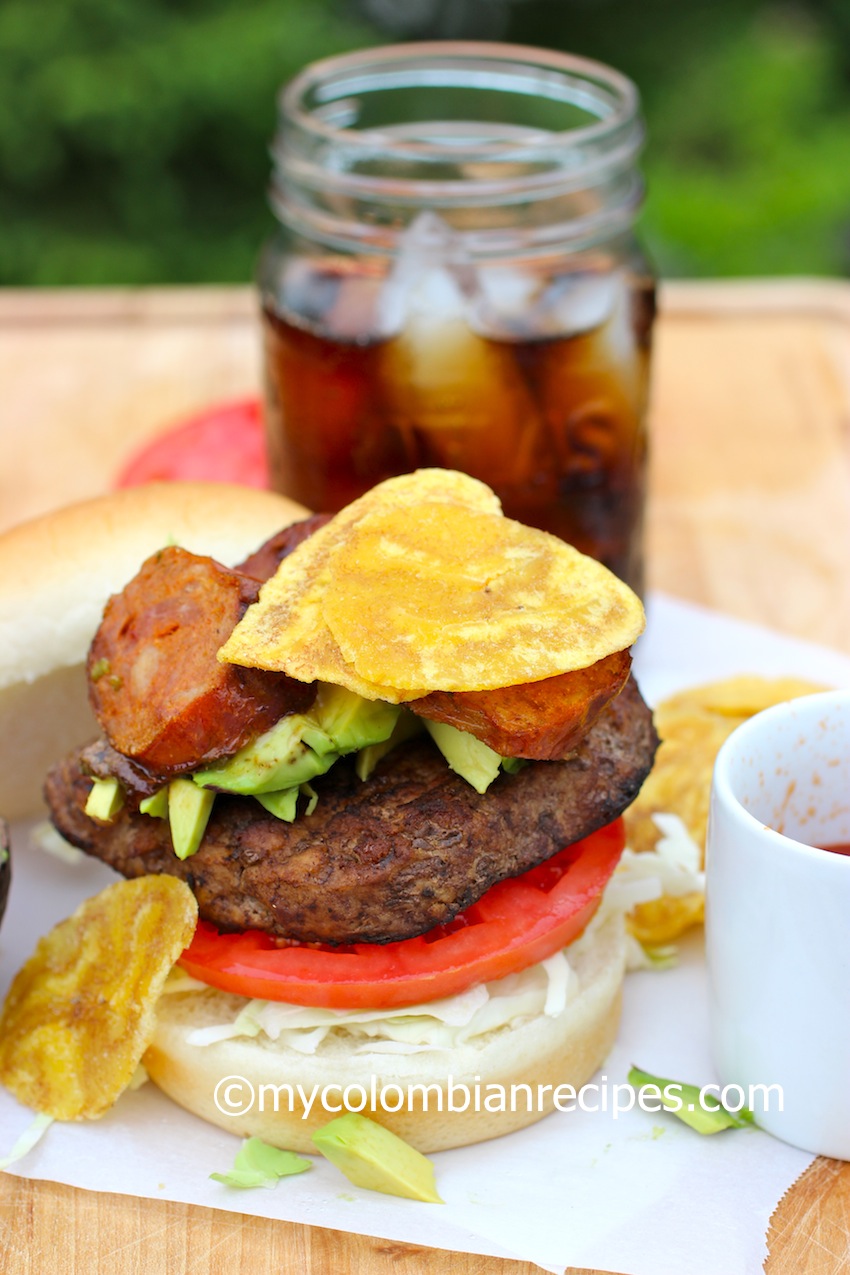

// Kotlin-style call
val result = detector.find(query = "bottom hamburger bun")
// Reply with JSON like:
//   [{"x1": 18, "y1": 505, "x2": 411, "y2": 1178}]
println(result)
[
  {"x1": 0, "y1": 482, "x2": 308, "y2": 820},
  {"x1": 144, "y1": 910, "x2": 626, "y2": 1154}
]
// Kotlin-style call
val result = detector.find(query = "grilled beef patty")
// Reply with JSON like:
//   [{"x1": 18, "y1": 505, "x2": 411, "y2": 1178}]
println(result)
[{"x1": 46, "y1": 677, "x2": 657, "y2": 946}]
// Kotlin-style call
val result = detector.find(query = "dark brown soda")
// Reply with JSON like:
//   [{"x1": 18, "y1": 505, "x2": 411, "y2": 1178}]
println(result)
[{"x1": 261, "y1": 267, "x2": 654, "y2": 593}]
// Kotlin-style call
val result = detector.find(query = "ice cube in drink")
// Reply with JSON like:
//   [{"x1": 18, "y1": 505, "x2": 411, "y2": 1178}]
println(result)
[{"x1": 261, "y1": 243, "x2": 653, "y2": 591}]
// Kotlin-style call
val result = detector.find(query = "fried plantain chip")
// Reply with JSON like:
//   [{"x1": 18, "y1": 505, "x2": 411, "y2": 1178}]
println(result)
[
  {"x1": 628, "y1": 892, "x2": 706, "y2": 946},
  {"x1": 219, "y1": 470, "x2": 499, "y2": 700},
  {"x1": 225, "y1": 473, "x2": 642, "y2": 699},
  {"x1": 0, "y1": 876, "x2": 197, "y2": 1120},
  {"x1": 322, "y1": 503, "x2": 642, "y2": 692},
  {"x1": 625, "y1": 675, "x2": 828, "y2": 943},
  {"x1": 656, "y1": 674, "x2": 827, "y2": 718}
]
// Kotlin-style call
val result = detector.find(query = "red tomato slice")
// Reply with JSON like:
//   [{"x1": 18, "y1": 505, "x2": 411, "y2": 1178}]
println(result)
[
  {"x1": 115, "y1": 398, "x2": 269, "y2": 489},
  {"x1": 179, "y1": 818, "x2": 625, "y2": 1009}
]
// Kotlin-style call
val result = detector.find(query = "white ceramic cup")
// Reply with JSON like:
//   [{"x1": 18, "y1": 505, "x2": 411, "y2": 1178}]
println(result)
[{"x1": 706, "y1": 689, "x2": 850, "y2": 1160}]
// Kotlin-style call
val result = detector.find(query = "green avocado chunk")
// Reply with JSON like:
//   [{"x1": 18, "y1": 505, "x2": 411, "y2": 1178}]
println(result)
[
  {"x1": 255, "y1": 787, "x2": 299, "y2": 821},
  {"x1": 355, "y1": 709, "x2": 425, "y2": 780},
  {"x1": 168, "y1": 778, "x2": 214, "y2": 860},
  {"x1": 84, "y1": 776, "x2": 125, "y2": 823},
  {"x1": 192, "y1": 713, "x2": 337, "y2": 796},
  {"x1": 312, "y1": 1114, "x2": 443, "y2": 1203},
  {"x1": 627, "y1": 1066, "x2": 756, "y2": 1134},
  {"x1": 310, "y1": 683, "x2": 400, "y2": 753},
  {"x1": 423, "y1": 719, "x2": 503, "y2": 794},
  {"x1": 139, "y1": 787, "x2": 168, "y2": 819},
  {"x1": 210, "y1": 1136, "x2": 312, "y2": 1189},
  {"x1": 192, "y1": 685, "x2": 399, "y2": 799}
]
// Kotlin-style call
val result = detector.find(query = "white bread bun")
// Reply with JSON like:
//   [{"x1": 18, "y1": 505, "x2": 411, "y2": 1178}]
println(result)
[
  {"x1": 0, "y1": 482, "x2": 308, "y2": 819},
  {"x1": 145, "y1": 911, "x2": 626, "y2": 1153}
]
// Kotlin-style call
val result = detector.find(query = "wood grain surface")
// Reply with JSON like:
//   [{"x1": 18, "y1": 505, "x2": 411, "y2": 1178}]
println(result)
[{"x1": 0, "y1": 280, "x2": 848, "y2": 1274}]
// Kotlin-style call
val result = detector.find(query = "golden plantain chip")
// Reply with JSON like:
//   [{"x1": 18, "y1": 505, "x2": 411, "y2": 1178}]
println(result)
[
  {"x1": 322, "y1": 503, "x2": 643, "y2": 692},
  {"x1": 655, "y1": 674, "x2": 828, "y2": 718},
  {"x1": 219, "y1": 469, "x2": 499, "y2": 700},
  {"x1": 0, "y1": 876, "x2": 197, "y2": 1120},
  {"x1": 625, "y1": 675, "x2": 829, "y2": 944},
  {"x1": 629, "y1": 891, "x2": 706, "y2": 947},
  {"x1": 624, "y1": 717, "x2": 733, "y2": 859}
]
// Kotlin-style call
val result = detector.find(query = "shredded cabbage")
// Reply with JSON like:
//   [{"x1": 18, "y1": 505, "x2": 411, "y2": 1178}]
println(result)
[
  {"x1": 159, "y1": 967, "x2": 211, "y2": 995},
  {"x1": 185, "y1": 951, "x2": 574, "y2": 1055},
  {"x1": 598, "y1": 812, "x2": 703, "y2": 924},
  {"x1": 623, "y1": 934, "x2": 679, "y2": 971},
  {"x1": 0, "y1": 1112, "x2": 54, "y2": 1170}
]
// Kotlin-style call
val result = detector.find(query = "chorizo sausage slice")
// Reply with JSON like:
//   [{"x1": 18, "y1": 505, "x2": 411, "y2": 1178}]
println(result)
[
  {"x1": 406, "y1": 650, "x2": 632, "y2": 760},
  {"x1": 237, "y1": 513, "x2": 332, "y2": 582},
  {"x1": 88, "y1": 546, "x2": 314, "y2": 774}
]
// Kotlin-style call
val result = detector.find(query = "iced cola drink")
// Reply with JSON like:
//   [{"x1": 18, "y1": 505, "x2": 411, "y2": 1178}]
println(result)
[
  {"x1": 260, "y1": 46, "x2": 654, "y2": 591},
  {"x1": 262, "y1": 229, "x2": 653, "y2": 593}
]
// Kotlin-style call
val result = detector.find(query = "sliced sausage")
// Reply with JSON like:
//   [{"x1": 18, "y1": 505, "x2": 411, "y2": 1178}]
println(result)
[
  {"x1": 87, "y1": 546, "x2": 314, "y2": 774},
  {"x1": 237, "y1": 513, "x2": 333, "y2": 582},
  {"x1": 406, "y1": 649, "x2": 632, "y2": 759}
]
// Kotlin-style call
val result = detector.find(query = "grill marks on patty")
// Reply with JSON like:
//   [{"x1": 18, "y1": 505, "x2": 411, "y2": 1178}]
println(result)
[{"x1": 46, "y1": 678, "x2": 658, "y2": 946}]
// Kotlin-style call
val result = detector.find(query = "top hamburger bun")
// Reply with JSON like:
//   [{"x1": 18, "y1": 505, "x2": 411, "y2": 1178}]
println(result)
[{"x1": 0, "y1": 482, "x2": 307, "y2": 819}]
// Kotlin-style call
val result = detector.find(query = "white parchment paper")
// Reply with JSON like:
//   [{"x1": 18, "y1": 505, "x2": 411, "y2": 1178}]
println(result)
[{"x1": 2, "y1": 593, "x2": 848, "y2": 1275}]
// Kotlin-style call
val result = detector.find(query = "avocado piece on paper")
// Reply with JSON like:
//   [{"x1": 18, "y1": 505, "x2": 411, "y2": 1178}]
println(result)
[
  {"x1": 628, "y1": 1065, "x2": 755, "y2": 1134},
  {"x1": 312, "y1": 1113, "x2": 443, "y2": 1203},
  {"x1": 210, "y1": 1136, "x2": 311, "y2": 1190}
]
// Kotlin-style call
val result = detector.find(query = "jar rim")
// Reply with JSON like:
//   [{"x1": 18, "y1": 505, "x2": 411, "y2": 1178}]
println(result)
[
  {"x1": 280, "y1": 41, "x2": 641, "y2": 165},
  {"x1": 272, "y1": 42, "x2": 645, "y2": 257}
]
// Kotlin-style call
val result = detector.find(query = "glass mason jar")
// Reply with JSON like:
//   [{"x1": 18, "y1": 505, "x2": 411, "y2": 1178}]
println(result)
[{"x1": 258, "y1": 42, "x2": 654, "y2": 593}]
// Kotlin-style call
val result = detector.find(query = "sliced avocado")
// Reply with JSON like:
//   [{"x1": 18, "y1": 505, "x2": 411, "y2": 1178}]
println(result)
[
  {"x1": 193, "y1": 713, "x2": 338, "y2": 796},
  {"x1": 253, "y1": 781, "x2": 319, "y2": 822},
  {"x1": 139, "y1": 787, "x2": 168, "y2": 819},
  {"x1": 192, "y1": 689, "x2": 401, "y2": 800},
  {"x1": 168, "y1": 778, "x2": 214, "y2": 860},
  {"x1": 423, "y1": 719, "x2": 502, "y2": 794},
  {"x1": 356, "y1": 709, "x2": 425, "y2": 781},
  {"x1": 311, "y1": 683, "x2": 400, "y2": 753},
  {"x1": 299, "y1": 720, "x2": 338, "y2": 756},
  {"x1": 84, "y1": 776, "x2": 125, "y2": 823},
  {"x1": 312, "y1": 1113, "x2": 443, "y2": 1203},
  {"x1": 255, "y1": 787, "x2": 299, "y2": 821}
]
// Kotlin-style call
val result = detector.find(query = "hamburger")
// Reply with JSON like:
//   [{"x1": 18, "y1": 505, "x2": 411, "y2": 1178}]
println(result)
[{"x1": 3, "y1": 473, "x2": 658, "y2": 1152}]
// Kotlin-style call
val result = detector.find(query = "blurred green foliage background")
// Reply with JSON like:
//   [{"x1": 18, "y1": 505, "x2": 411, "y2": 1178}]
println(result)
[{"x1": 1, "y1": 0, "x2": 849, "y2": 285}]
